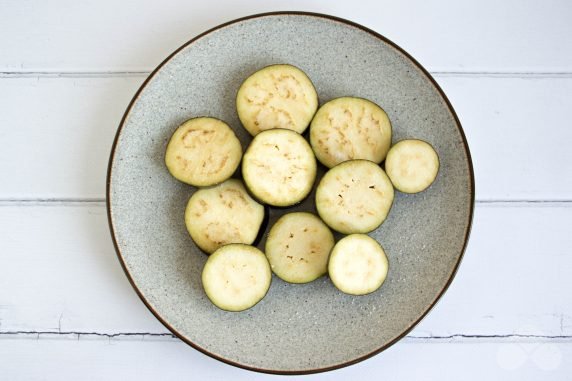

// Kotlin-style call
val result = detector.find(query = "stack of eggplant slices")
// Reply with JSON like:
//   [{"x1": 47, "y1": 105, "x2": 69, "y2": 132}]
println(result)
[{"x1": 165, "y1": 64, "x2": 440, "y2": 312}]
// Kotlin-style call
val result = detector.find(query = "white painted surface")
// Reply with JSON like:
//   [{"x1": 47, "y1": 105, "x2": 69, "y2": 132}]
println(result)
[
  {"x1": 0, "y1": 76, "x2": 143, "y2": 199},
  {"x1": 0, "y1": 1, "x2": 571, "y2": 379},
  {"x1": 0, "y1": 336, "x2": 570, "y2": 380},
  {"x1": 1, "y1": 76, "x2": 571, "y2": 200},
  {"x1": 437, "y1": 76, "x2": 572, "y2": 201},
  {"x1": 0, "y1": 203, "x2": 570, "y2": 337},
  {"x1": 1, "y1": 0, "x2": 571, "y2": 72}
]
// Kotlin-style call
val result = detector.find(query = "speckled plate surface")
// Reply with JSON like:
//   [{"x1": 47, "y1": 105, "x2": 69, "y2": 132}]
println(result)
[{"x1": 107, "y1": 12, "x2": 474, "y2": 374}]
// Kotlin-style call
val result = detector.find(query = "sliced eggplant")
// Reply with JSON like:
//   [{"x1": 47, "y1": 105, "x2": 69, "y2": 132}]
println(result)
[
  {"x1": 185, "y1": 179, "x2": 264, "y2": 254},
  {"x1": 310, "y1": 97, "x2": 392, "y2": 168},
  {"x1": 385, "y1": 139, "x2": 440, "y2": 193},
  {"x1": 236, "y1": 64, "x2": 318, "y2": 136},
  {"x1": 328, "y1": 234, "x2": 389, "y2": 296},
  {"x1": 316, "y1": 159, "x2": 394, "y2": 234},
  {"x1": 242, "y1": 129, "x2": 317, "y2": 207},
  {"x1": 265, "y1": 212, "x2": 334, "y2": 284},
  {"x1": 165, "y1": 117, "x2": 242, "y2": 187},
  {"x1": 202, "y1": 244, "x2": 271, "y2": 312}
]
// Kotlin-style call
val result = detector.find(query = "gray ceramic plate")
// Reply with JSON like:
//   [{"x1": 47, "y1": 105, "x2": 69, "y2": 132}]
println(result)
[{"x1": 107, "y1": 12, "x2": 474, "y2": 374}]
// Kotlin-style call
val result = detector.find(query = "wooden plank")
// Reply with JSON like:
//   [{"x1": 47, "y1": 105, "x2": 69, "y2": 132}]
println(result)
[
  {"x1": 1, "y1": 76, "x2": 571, "y2": 200},
  {"x1": 435, "y1": 75, "x2": 572, "y2": 201},
  {"x1": 412, "y1": 202, "x2": 572, "y2": 337},
  {"x1": 0, "y1": 76, "x2": 144, "y2": 199},
  {"x1": 0, "y1": 336, "x2": 569, "y2": 380},
  {"x1": 0, "y1": 203, "x2": 570, "y2": 336},
  {"x1": 0, "y1": 202, "x2": 166, "y2": 334},
  {"x1": 0, "y1": 0, "x2": 571, "y2": 73}
]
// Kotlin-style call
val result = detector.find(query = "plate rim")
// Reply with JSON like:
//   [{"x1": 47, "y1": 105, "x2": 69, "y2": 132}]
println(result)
[{"x1": 106, "y1": 11, "x2": 476, "y2": 375}]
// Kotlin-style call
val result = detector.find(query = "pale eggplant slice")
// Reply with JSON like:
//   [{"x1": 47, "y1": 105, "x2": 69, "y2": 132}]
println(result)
[
  {"x1": 165, "y1": 117, "x2": 242, "y2": 187},
  {"x1": 265, "y1": 212, "x2": 334, "y2": 284},
  {"x1": 185, "y1": 179, "x2": 264, "y2": 254},
  {"x1": 316, "y1": 160, "x2": 394, "y2": 234},
  {"x1": 310, "y1": 97, "x2": 392, "y2": 168},
  {"x1": 236, "y1": 64, "x2": 318, "y2": 136},
  {"x1": 202, "y1": 244, "x2": 271, "y2": 312},
  {"x1": 242, "y1": 129, "x2": 317, "y2": 207},
  {"x1": 328, "y1": 234, "x2": 389, "y2": 296},
  {"x1": 385, "y1": 139, "x2": 440, "y2": 193}
]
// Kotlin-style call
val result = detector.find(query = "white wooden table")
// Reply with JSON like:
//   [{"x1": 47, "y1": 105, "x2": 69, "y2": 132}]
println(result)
[{"x1": 1, "y1": 1, "x2": 571, "y2": 379}]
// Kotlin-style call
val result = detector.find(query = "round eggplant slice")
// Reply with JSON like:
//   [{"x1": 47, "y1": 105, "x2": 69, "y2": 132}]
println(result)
[
  {"x1": 185, "y1": 179, "x2": 264, "y2": 254},
  {"x1": 236, "y1": 64, "x2": 318, "y2": 136},
  {"x1": 265, "y1": 212, "x2": 334, "y2": 284},
  {"x1": 202, "y1": 244, "x2": 271, "y2": 312},
  {"x1": 165, "y1": 117, "x2": 242, "y2": 186},
  {"x1": 310, "y1": 97, "x2": 392, "y2": 168},
  {"x1": 316, "y1": 160, "x2": 394, "y2": 234},
  {"x1": 385, "y1": 139, "x2": 440, "y2": 193},
  {"x1": 328, "y1": 234, "x2": 389, "y2": 296},
  {"x1": 242, "y1": 129, "x2": 317, "y2": 207}
]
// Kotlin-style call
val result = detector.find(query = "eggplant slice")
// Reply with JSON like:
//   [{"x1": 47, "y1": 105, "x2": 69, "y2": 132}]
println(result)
[
  {"x1": 385, "y1": 139, "x2": 440, "y2": 193},
  {"x1": 328, "y1": 234, "x2": 389, "y2": 296},
  {"x1": 202, "y1": 244, "x2": 271, "y2": 312},
  {"x1": 310, "y1": 97, "x2": 392, "y2": 168},
  {"x1": 265, "y1": 212, "x2": 334, "y2": 283},
  {"x1": 165, "y1": 117, "x2": 242, "y2": 187},
  {"x1": 185, "y1": 179, "x2": 264, "y2": 254},
  {"x1": 316, "y1": 160, "x2": 394, "y2": 234},
  {"x1": 236, "y1": 64, "x2": 318, "y2": 136},
  {"x1": 242, "y1": 129, "x2": 317, "y2": 207}
]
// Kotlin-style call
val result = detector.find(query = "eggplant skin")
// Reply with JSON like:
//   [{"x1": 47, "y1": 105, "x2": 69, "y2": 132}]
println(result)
[
  {"x1": 185, "y1": 179, "x2": 265, "y2": 254},
  {"x1": 328, "y1": 234, "x2": 389, "y2": 296},
  {"x1": 242, "y1": 129, "x2": 317, "y2": 207},
  {"x1": 165, "y1": 117, "x2": 242, "y2": 187},
  {"x1": 385, "y1": 139, "x2": 440, "y2": 194},
  {"x1": 316, "y1": 160, "x2": 394, "y2": 234},
  {"x1": 265, "y1": 212, "x2": 334, "y2": 284},
  {"x1": 310, "y1": 97, "x2": 392, "y2": 168},
  {"x1": 202, "y1": 244, "x2": 271, "y2": 312},
  {"x1": 236, "y1": 64, "x2": 318, "y2": 136}
]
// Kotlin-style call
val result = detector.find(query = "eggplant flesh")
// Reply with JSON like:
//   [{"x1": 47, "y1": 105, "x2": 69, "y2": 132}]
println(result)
[
  {"x1": 202, "y1": 244, "x2": 271, "y2": 312},
  {"x1": 185, "y1": 179, "x2": 264, "y2": 254},
  {"x1": 316, "y1": 159, "x2": 394, "y2": 234},
  {"x1": 328, "y1": 234, "x2": 389, "y2": 296},
  {"x1": 242, "y1": 129, "x2": 317, "y2": 207},
  {"x1": 165, "y1": 117, "x2": 242, "y2": 187},
  {"x1": 236, "y1": 64, "x2": 318, "y2": 136},
  {"x1": 310, "y1": 97, "x2": 392, "y2": 168},
  {"x1": 385, "y1": 139, "x2": 440, "y2": 194},
  {"x1": 265, "y1": 212, "x2": 334, "y2": 284}
]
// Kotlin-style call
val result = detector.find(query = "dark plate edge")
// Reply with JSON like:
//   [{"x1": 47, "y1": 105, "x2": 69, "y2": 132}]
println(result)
[{"x1": 106, "y1": 11, "x2": 476, "y2": 375}]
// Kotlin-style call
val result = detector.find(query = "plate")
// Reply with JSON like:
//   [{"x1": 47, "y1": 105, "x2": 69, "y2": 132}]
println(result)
[{"x1": 107, "y1": 12, "x2": 474, "y2": 374}]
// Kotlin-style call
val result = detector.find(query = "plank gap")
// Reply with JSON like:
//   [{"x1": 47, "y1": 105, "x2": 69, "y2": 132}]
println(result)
[
  {"x1": 0, "y1": 71, "x2": 150, "y2": 78},
  {"x1": 1, "y1": 199, "x2": 571, "y2": 207},
  {"x1": 3, "y1": 70, "x2": 572, "y2": 79},
  {"x1": 0, "y1": 198, "x2": 106, "y2": 207},
  {"x1": 2, "y1": 330, "x2": 571, "y2": 343}
]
